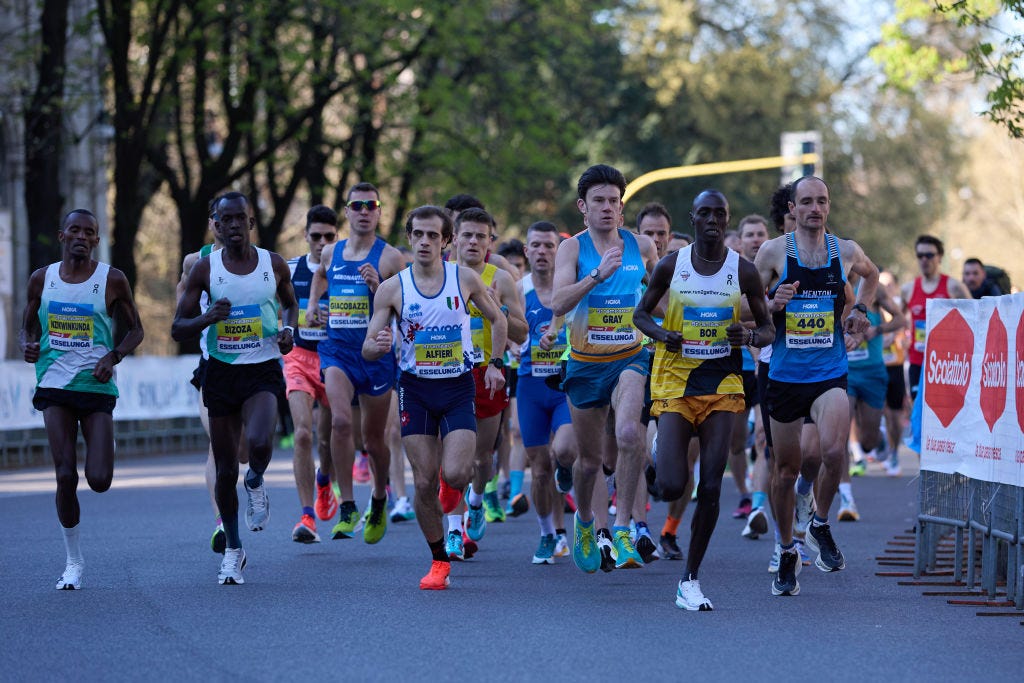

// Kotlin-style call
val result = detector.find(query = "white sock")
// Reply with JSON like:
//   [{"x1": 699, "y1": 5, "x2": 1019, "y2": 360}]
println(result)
[
  {"x1": 838, "y1": 482, "x2": 853, "y2": 501},
  {"x1": 537, "y1": 513, "x2": 555, "y2": 536},
  {"x1": 467, "y1": 485, "x2": 484, "y2": 508},
  {"x1": 62, "y1": 525, "x2": 83, "y2": 564},
  {"x1": 448, "y1": 514, "x2": 463, "y2": 533}
]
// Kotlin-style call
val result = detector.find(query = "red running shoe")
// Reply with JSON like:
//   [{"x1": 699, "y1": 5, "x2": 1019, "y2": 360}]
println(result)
[
  {"x1": 438, "y1": 475, "x2": 463, "y2": 514},
  {"x1": 315, "y1": 479, "x2": 338, "y2": 521},
  {"x1": 419, "y1": 560, "x2": 451, "y2": 590}
]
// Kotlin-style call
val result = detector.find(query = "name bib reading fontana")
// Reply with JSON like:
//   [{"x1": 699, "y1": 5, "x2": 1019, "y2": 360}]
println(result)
[
  {"x1": 681, "y1": 306, "x2": 731, "y2": 359},
  {"x1": 47, "y1": 301, "x2": 94, "y2": 351},
  {"x1": 298, "y1": 297, "x2": 328, "y2": 341},
  {"x1": 587, "y1": 294, "x2": 636, "y2": 345},
  {"x1": 470, "y1": 316, "x2": 485, "y2": 365},
  {"x1": 785, "y1": 298, "x2": 834, "y2": 348},
  {"x1": 216, "y1": 304, "x2": 263, "y2": 353},
  {"x1": 329, "y1": 284, "x2": 370, "y2": 329},
  {"x1": 414, "y1": 328, "x2": 464, "y2": 378},
  {"x1": 530, "y1": 326, "x2": 566, "y2": 377}
]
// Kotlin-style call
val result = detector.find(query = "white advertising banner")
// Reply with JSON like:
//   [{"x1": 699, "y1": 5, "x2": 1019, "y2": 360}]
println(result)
[
  {"x1": 920, "y1": 293, "x2": 1024, "y2": 487},
  {"x1": 0, "y1": 355, "x2": 202, "y2": 429}
]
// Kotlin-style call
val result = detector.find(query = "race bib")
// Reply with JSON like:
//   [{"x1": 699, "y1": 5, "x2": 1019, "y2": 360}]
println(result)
[
  {"x1": 414, "y1": 328, "x2": 465, "y2": 378},
  {"x1": 586, "y1": 294, "x2": 636, "y2": 345},
  {"x1": 785, "y1": 298, "x2": 834, "y2": 349},
  {"x1": 882, "y1": 341, "x2": 899, "y2": 365},
  {"x1": 298, "y1": 297, "x2": 328, "y2": 341},
  {"x1": 470, "y1": 316, "x2": 485, "y2": 365},
  {"x1": 913, "y1": 319, "x2": 926, "y2": 353},
  {"x1": 530, "y1": 324, "x2": 566, "y2": 377},
  {"x1": 47, "y1": 301, "x2": 94, "y2": 351},
  {"x1": 329, "y1": 284, "x2": 370, "y2": 329},
  {"x1": 681, "y1": 306, "x2": 732, "y2": 359},
  {"x1": 847, "y1": 341, "x2": 869, "y2": 362},
  {"x1": 216, "y1": 304, "x2": 263, "y2": 353}
]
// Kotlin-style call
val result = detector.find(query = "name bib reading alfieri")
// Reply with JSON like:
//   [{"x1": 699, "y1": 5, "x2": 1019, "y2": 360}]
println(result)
[
  {"x1": 329, "y1": 284, "x2": 370, "y2": 329},
  {"x1": 414, "y1": 328, "x2": 464, "y2": 378},
  {"x1": 587, "y1": 294, "x2": 636, "y2": 345},
  {"x1": 785, "y1": 298, "x2": 834, "y2": 348},
  {"x1": 48, "y1": 301, "x2": 94, "y2": 350},
  {"x1": 298, "y1": 297, "x2": 328, "y2": 341},
  {"x1": 217, "y1": 305, "x2": 263, "y2": 353},
  {"x1": 681, "y1": 306, "x2": 732, "y2": 358}
]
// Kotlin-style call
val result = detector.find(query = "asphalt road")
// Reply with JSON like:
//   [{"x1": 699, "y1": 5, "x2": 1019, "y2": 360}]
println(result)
[{"x1": 0, "y1": 450, "x2": 1019, "y2": 681}]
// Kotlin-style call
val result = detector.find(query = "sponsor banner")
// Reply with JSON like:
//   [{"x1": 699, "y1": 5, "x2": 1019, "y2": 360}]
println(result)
[
  {"x1": 1, "y1": 355, "x2": 203, "y2": 430},
  {"x1": 920, "y1": 294, "x2": 1024, "y2": 487}
]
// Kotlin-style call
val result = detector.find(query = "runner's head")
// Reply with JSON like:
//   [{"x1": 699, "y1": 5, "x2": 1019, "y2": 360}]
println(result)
[
  {"x1": 59, "y1": 209, "x2": 100, "y2": 258},
  {"x1": 577, "y1": 164, "x2": 626, "y2": 233},
  {"x1": 962, "y1": 257, "x2": 986, "y2": 290},
  {"x1": 788, "y1": 176, "x2": 829, "y2": 233},
  {"x1": 454, "y1": 207, "x2": 496, "y2": 268},
  {"x1": 497, "y1": 239, "x2": 527, "y2": 279},
  {"x1": 305, "y1": 205, "x2": 338, "y2": 262},
  {"x1": 405, "y1": 205, "x2": 453, "y2": 263},
  {"x1": 345, "y1": 182, "x2": 381, "y2": 236},
  {"x1": 689, "y1": 190, "x2": 729, "y2": 248},
  {"x1": 213, "y1": 192, "x2": 254, "y2": 249},
  {"x1": 525, "y1": 221, "x2": 560, "y2": 275},
  {"x1": 444, "y1": 193, "x2": 485, "y2": 223},
  {"x1": 668, "y1": 232, "x2": 692, "y2": 253},
  {"x1": 738, "y1": 214, "x2": 769, "y2": 261},
  {"x1": 724, "y1": 230, "x2": 740, "y2": 251},
  {"x1": 769, "y1": 184, "x2": 796, "y2": 234},
  {"x1": 914, "y1": 234, "x2": 944, "y2": 277},
  {"x1": 636, "y1": 203, "x2": 671, "y2": 259}
]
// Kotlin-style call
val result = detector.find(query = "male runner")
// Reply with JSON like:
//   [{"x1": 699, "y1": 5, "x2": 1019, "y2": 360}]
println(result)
[
  {"x1": 173, "y1": 192, "x2": 298, "y2": 585},
  {"x1": 551, "y1": 164, "x2": 659, "y2": 572},
  {"x1": 362, "y1": 205, "x2": 507, "y2": 590},
  {"x1": 21, "y1": 209, "x2": 145, "y2": 590},
  {"x1": 636, "y1": 190, "x2": 773, "y2": 610},
  {"x1": 754, "y1": 177, "x2": 878, "y2": 596},
  {"x1": 306, "y1": 183, "x2": 406, "y2": 543}
]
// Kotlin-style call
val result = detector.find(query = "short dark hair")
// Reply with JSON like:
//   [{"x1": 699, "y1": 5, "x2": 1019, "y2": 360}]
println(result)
[
  {"x1": 207, "y1": 197, "x2": 220, "y2": 218},
  {"x1": 527, "y1": 220, "x2": 559, "y2": 235},
  {"x1": 497, "y1": 239, "x2": 525, "y2": 260},
  {"x1": 445, "y1": 194, "x2": 485, "y2": 214},
  {"x1": 577, "y1": 164, "x2": 626, "y2": 201},
  {"x1": 61, "y1": 209, "x2": 97, "y2": 229},
  {"x1": 964, "y1": 257, "x2": 984, "y2": 268},
  {"x1": 915, "y1": 234, "x2": 944, "y2": 256},
  {"x1": 738, "y1": 214, "x2": 768, "y2": 235},
  {"x1": 768, "y1": 184, "x2": 793, "y2": 231},
  {"x1": 347, "y1": 182, "x2": 380, "y2": 201},
  {"x1": 306, "y1": 205, "x2": 338, "y2": 230},
  {"x1": 216, "y1": 191, "x2": 249, "y2": 214},
  {"x1": 636, "y1": 202, "x2": 671, "y2": 228},
  {"x1": 405, "y1": 205, "x2": 453, "y2": 243},
  {"x1": 454, "y1": 207, "x2": 495, "y2": 230}
]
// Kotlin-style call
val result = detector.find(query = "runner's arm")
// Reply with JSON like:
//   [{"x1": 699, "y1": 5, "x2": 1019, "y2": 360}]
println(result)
[
  {"x1": 171, "y1": 259, "x2": 224, "y2": 342},
  {"x1": 362, "y1": 276, "x2": 399, "y2": 361},
  {"x1": 94, "y1": 268, "x2": 145, "y2": 382},
  {"x1": 732, "y1": 258, "x2": 774, "y2": 348},
  {"x1": 306, "y1": 243, "x2": 333, "y2": 326},
  {"x1": 272, "y1": 253, "x2": 298, "y2": 354},
  {"x1": 18, "y1": 268, "x2": 46, "y2": 363},
  {"x1": 497, "y1": 270, "x2": 528, "y2": 344},
  {"x1": 633, "y1": 253, "x2": 677, "y2": 345}
]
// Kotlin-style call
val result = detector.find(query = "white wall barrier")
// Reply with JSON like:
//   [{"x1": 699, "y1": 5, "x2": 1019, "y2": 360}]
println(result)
[
  {"x1": 920, "y1": 293, "x2": 1024, "y2": 487},
  {"x1": 1, "y1": 355, "x2": 202, "y2": 429}
]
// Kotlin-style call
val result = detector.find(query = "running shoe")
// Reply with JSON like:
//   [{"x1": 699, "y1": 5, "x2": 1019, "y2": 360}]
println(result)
[
  {"x1": 794, "y1": 536, "x2": 812, "y2": 566},
  {"x1": 466, "y1": 504, "x2": 487, "y2": 541},
  {"x1": 884, "y1": 459, "x2": 902, "y2": 477},
  {"x1": 507, "y1": 493, "x2": 530, "y2": 518},
  {"x1": 438, "y1": 475, "x2": 462, "y2": 514},
  {"x1": 482, "y1": 491, "x2": 506, "y2": 523},
  {"x1": 794, "y1": 488, "x2": 814, "y2": 535},
  {"x1": 838, "y1": 496, "x2": 860, "y2": 522},
  {"x1": 676, "y1": 579, "x2": 713, "y2": 611},
  {"x1": 768, "y1": 542, "x2": 782, "y2": 573},
  {"x1": 419, "y1": 560, "x2": 450, "y2": 590},
  {"x1": 634, "y1": 523, "x2": 659, "y2": 563},
  {"x1": 462, "y1": 532, "x2": 478, "y2": 559},
  {"x1": 848, "y1": 460, "x2": 867, "y2": 477},
  {"x1": 446, "y1": 530, "x2": 465, "y2": 561},
  {"x1": 659, "y1": 533, "x2": 683, "y2": 561},
  {"x1": 291, "y1": 514, "x2": 320, "y2": 543},
  {"x1": 806, "y1": 522, "x2": 846, "y2": 572},
  {"x1": 315, "y1": 479, "x2": 338, "y2": 521},
  {"x1": 331, "y1": 501, "x2": 360, "y2": 539},
  {"x1": 210, "y1": 523, "x2": 226, "y2": 554},
  {"x1": 612, "y1": 528, "x2": 644, "y2": 569},
  {"x1": 390, "y1": 496, "x2": 416, "y2": 523},
  {"x1": 218, "y1": 548, "x2": 247, "y2": 586},
  {"x1": 353, "y1": 450, "x2": 371, "y2": 484},
  {"x1": 742, "y1": 506, "x2": 769, "y2": 539},
  {"x1": 732, "y1": 497, "x2": 752, "y2": 519},
  {"x1": 597, "y1": 528, "x2": 616, "y2": 573},
  {"x1": 771, "y1": 547, "x2": 801, "y2": 596},
  {"x1": 572, "y1": 513, "x2": 601, "y2": 574},
  {"x1": 362, "y1": 496, "x2": 388, "y2": 544},
  {"x1": 56, "y1": 561, "x2": 83, "y2": 590},
  {"x1": 244, "y1": 474, "x2": 270, "y2": 532},
  {"x1": 555, "y1": 463, "x2": 574, "y2": 494},
  {"x1": 532, "y1": 534, "x2": 557, "y2": 565},
  {"x1": 553, "y1": 533, "x2": 570, "y2": 558}
]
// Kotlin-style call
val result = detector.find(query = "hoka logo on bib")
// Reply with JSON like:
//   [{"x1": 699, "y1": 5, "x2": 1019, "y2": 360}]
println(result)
[
  {"x1": 924, "y1": 309, "x2": 973, "y2": 428},
  {"x1": 48, "y1": 301, "x2": 94, "y2": 350}
]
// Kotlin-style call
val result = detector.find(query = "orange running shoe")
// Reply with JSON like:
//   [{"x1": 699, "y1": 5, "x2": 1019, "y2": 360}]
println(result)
[
  {"x1": 315, "y1": 480, "x2": 338, "y2": 521},
  {"x1": 438, "y1": 475, "x2": 463, "y2": 514},
  {"x1": 292, "y1": 514, "x2": 320, "y2": 543},
  {"x1": 419, "y1": 560, "x2": 451, "y2": 590}
]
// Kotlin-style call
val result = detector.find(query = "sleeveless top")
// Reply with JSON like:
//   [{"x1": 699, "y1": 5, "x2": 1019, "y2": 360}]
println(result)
[
  {"x1": 651, "y1": 246, "x2": 743, "y2": 399},
  {"x1": 847, "y1": 281, "x2": 884, "y2": 370},
  {"x1": 326, "y1": 237, "x2": 386, "y2": 348},
  {"x1": 519, "y1": 273, "x2": 568, "y2": 378},
  {"x1": 907, "y1": 274, "x2": 951, "y2": 366},
  {"x1": 289, "y1": 254, "x2": 327, "y2": 351},
  {"x1": 36, "y1": 261, "x2": 118, "y2": 396},
  {"x1": 397, "y1": 262, "x2": 473, "y2": 378},
  {"x1": 768, "y1": 232, "x2": 847, "y2": 383},
  {"x1": 568, "y1": 229, "x2": 646, "y2": 362},
  {"x1": 467, "y1": 263, "x2": 499, "y2": 366},
  {"x1": 205, "y1": 248, "x2": 281, "y2": 364},
  {"x1": 197, "y1": 244, "x2": 217, "y2": 358}
]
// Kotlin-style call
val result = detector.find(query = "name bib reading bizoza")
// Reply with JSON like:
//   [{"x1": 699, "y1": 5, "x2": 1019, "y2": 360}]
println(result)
[
  {"x1": 414, "y1": 328, "x2": 465, "y2": 378},
  {"x1": 216, "y1": 305, "x2": 264, "y2": 353},
  {"x1": 586, "y1": 294, "x2": 636, "y2": 345},
  {"x1": 47, "y1": 301, "x2": 94, "y2": 351},
  {"x1": 785, "y1": 298, "x2": 834, "y2": 348},
  {"x1": 329, "y1": 284, "x2": 370, "y2": 329}
]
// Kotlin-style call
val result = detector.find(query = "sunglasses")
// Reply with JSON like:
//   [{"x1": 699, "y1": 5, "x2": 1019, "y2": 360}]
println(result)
[
  {"x1": 309, "y1": 232, "x2": 336, "y2": 242},
  {"x1": 347, "y1": 200, "x2": 381, "y2": 212},
  {"x1": 916, "y1": 252, "x2": 937, "y2": 260}
]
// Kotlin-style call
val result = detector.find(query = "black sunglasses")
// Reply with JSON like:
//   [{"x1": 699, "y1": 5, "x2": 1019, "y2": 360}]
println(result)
[
  {"x1": 309, "y1": 232, "x2": 336, "y2": 242},
  {"x1": 347, "y1": 200, "x2": 381, "y2": 212},
  {"x1": 916, "y1": 252, "x2": 937, "y2": 260}
]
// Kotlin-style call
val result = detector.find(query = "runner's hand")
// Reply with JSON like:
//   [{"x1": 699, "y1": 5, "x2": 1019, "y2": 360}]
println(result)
[
  {"x1": 726, "y1": 322, "x2": 748, "y2": 347},
  {"x1": 277, "y1": 327, "x2": 294, "y2": 355},
  {"x1": 844, "y1": 332, "x2": 864, "y2": 351},
  {"x1": 539, "y1": 329, "x2": 558, "y2": 351},
  {"x1": 771, "y1": 281, "x2": 799, "y2": 311},
  {"x1": 484, "y1": 364, "x2": 506, "y2": 398},
  {"x1": 662, "y1": 330, "x2": 683, "y2": 354},
  {"x1": 92, "y1": 354, "x2": 115, "y2": 383},
  {"x1": 373, "y1": 328, "x2": 393, "y2": 354},
  {"x1": 843, "y1": 310, "x2": 870, "y2": 336},
  {"x1": 22, "y1": 341, "x2": 40, "y2": 363},
  {"x1": 206, "y1": 297, "x2": 232, "y2": 323},
  {"x1": 359, "y1": 263, "x2": 381, "y2": 292},
  {"x1": 306, "y1": 300, "x2": 323, "y2": 327},
  {"x1": 597, "y1": 247, "x2": 622, "y2": 281}
]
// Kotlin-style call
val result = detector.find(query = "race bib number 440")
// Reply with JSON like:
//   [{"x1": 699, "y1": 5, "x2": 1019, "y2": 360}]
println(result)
[
  {"x1": 785, "y1": 298, "x2": 834, "y2": 348},
  {"x1": 47, "y1": 301, "x2": 94, "y2": 351},
  {"x1": 586, "y1": 294, "x2": 636, "y2": 345}
]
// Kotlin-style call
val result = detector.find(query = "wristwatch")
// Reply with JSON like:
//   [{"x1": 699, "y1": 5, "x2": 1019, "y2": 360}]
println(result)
[
  {"x1": 851, "y1": 303, "x2": 868, "y2": 315},
  {"x1": 589, "y1": 267, "x2": 602, "y2": 283},
  {"x1": 488, "y1": 357, "x2": 505, "y2": 370},
  {"x1": 281, "y1": 325, "x2": 295, "y2": 335}
]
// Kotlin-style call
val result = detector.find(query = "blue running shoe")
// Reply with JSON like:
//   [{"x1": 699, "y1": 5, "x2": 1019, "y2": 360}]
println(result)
[
  {"x1": 612, "y1": 527, "x2": 644, "y2": 569},
  {"x1": 572, "y1": 512, "x2": 600, "y2": 573},
  {"x1": 466, "y1": 504, "x2": 487, "y2": 542},
  {"x1": 532, "y1": 534, "x2": 556, "y2": 565},
  {"x1": 446, "y1": 530, "x2": 465, "y2": 561}
]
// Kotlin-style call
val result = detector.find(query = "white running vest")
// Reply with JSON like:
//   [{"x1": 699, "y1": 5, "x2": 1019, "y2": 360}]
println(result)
[
  {"x1": 205, "y1": 248, "x2": 281, "y2": 364},
  {"x1": 397, "y1": 262, "x2": 473, "y2": 378}
]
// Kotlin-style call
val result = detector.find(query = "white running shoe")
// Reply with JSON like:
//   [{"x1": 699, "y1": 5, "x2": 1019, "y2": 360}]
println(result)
[
  {"x1": 742, "y1": 506, "x2": 769, "y2": 539},
  {"x1": 768, "y1": 543, "x2": 782, "y2": 573},
  {"x1": 553, "y1": 533, "x2": 570, "y2": 558},
  {"x1": 218, "y1": 548, "x2": 247, "y2": 585},
  {"x1": 675, "y1": 579, "x2": 713, "y2": 611},
  {"x1": 244, "y1": 474, "x2": 270, "y2": 531},
  {"x1": 56, "y1": 561, "x2": 83, "y2": 590},
  {"x1": 884, "y1": 459, "x2": 902, "y2": 477},
  {"x1": 390, "y1": 496, "x2": 415, "y2": 523}
]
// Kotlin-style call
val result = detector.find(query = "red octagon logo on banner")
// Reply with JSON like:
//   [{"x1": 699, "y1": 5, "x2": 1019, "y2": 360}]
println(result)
[
  {"x1": 925, "y1": 309, "x2": 973, "y2": 428},
  {"x1": 1017, "y1": 313, "x2": 1024, "y2": 433},
  {"x1": 979, "y1": 309, "x2": 1007, "y2": 431}
]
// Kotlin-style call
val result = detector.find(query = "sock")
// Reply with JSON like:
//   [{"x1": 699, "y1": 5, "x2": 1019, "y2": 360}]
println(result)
[
  {"x1": 62, "y1": 525, "x2": 83, "y2": 564},
  {"x1": 509, "y1": 470, "x2": 524, "y2": 498},
  {"x1": 781, "y1": 541, "x2": 795, "y2": 551},
  {"x1": 812, "y1": 514, "x2": 828, "y2": 527},
  {"x1": 468, "y1": 485, "x2": 484, "y2": 507},
  {"x1": 602, "y1": 464, "x2": 615, "y2": 477},
  {"x1": 751, "y1": 491, "x2": 767, "y2": 510},
  {"x1": 838, "y1": 482, "x2": 853, "y2": 500},
  {"x1": 635, "y1": 521, "x2": 651, "y2": 537},
  {"x1": 774, "y1": 527, "x2": 781, "y2": 543},
  {"x1": 428, "y1": 538, "x2": 449, "y2": 562},
  {"x1": 371, "y1": 495, "x2": 387, "y2": 511},
  {"x1": 555, "y1": 527, "x2": 566, "y2": 536},
  {"x1": 448, "y1": 514, "x2": 464, "y2": 533},
  {"x1": 577, "y1": 515, "x2": 594, "y2": 529},
  {"x1": 662, "y1": 515, "x2": 681, "y2": 536},
  {"x1": 316, "y1": 468, "x2": 330, "y2": 487},
  {"x1": 245, "y1": 469, "x2": 263, "y2": 488},
  {"x1": 796, "y1": 475, "x2": 812, "y2": 496},
  {"x1": 685, "y1": 571, "x2": 698, "y2": 582},
  {"x1": 302, "y1": 506, "x2": 315, "y2": 518},
  {"x1": 538, "y1": 513, "x2": 555, "y2": 536}
]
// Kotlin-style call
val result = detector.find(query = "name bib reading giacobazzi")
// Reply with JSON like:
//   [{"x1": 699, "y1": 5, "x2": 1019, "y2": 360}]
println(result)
[
  {"x1": 298, "y1": 297, "x2": 328, "y2": 341},
  {"x1": 785, "y1": 298, "x2": 834, "y2": 348},
  {"x1": 217, "y1": 304, "x2": 263, "y2": 353},
  {"x1": 681, "y1": 306, "x2": 732, "y2": 359},
  {"x1": 48, "y1": 301, "x2": 94, "y2": 351},
  {"x1": 414, "y1": 328, "x2": 464, "y2": 378},
  {"x1": 530, "y1": 325, "x2": 566, "y2": 376},
  {"x1": 329, "y1": 284, "x2": 370, "y2": 329},
  {"x1": 586, "y1": 293, "x2": 636, "y2": 345}
]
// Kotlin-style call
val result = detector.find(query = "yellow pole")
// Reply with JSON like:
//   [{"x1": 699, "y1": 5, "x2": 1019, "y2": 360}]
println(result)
[{"x1": 622, "y1": 153, "x2": 820, "y2": 205}]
